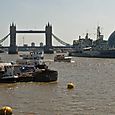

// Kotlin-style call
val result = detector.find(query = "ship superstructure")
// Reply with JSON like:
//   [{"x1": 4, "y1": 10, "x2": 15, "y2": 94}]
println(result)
[{"x1": 69, "y1": 26, "x2": 115, "y2": 58}]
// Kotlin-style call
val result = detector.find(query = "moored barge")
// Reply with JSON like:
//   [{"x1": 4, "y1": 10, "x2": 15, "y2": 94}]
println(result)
[{"x1": 0, "y1": 62, "x2": 58, "y2": 83}]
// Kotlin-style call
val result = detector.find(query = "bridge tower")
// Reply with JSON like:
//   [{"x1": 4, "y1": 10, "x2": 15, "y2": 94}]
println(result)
[
  {"x1": 44, "y1": 23, "x2": 53, "y2": 53},
  {"x1": 8, "y1": 23, "x2": 18, "y2": 54}
]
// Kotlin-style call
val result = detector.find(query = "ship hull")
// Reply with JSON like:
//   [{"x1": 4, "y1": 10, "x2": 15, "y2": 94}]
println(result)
[
  {"x1": 0, "y1": 70, "x2": 58, "y2": 83},
  {"x1": 69, "y1": 49, "x2": 115, "y2": 58}
]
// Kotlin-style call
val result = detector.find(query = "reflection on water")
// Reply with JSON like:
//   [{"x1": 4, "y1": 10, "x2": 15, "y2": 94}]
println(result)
[{"x1": 0, "y1": 53, "x2": 115, "y2": 114}]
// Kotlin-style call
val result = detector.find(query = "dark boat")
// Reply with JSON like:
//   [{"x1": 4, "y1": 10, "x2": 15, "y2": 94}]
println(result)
[
  {"x1": 33, "y1": 69, "x2": 58, "y2": 82},
  {"x1": 0, "y1": 62, "x2": 58, "y2": 83}
]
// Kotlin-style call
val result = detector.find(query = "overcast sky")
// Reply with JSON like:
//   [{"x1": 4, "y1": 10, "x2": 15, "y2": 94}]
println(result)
[{"x1": 0, "y1": 0, "x2": 115, "y2": 46}]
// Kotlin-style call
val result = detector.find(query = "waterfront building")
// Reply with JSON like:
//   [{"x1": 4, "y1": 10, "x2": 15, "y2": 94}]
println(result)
[{"x1": 31, "y1": 42, "x2": 35, "y2": 47}]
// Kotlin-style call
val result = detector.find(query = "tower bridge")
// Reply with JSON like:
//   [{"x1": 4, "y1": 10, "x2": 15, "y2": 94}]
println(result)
[{"x1": 0, "y1": 22, "x2": 71, "y2": 54}]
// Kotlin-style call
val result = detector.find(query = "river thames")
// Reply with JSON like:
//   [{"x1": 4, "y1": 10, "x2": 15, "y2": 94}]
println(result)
[{"x1": 0, "y1": 52, "x2": 115, "y2": 115}]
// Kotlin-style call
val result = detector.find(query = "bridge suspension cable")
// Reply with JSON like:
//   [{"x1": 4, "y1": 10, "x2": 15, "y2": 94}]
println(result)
[
  {"x1": 52, "y1": 33, "x2": 71, "y2": 46},
  {"x1": 0, "y1": 33, "x2": 10, "y2": 43}
]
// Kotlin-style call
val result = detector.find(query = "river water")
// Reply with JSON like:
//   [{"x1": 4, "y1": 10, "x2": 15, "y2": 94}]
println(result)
[{"x1": 0, "y1": 52, "x2": 115, "y2": 115}]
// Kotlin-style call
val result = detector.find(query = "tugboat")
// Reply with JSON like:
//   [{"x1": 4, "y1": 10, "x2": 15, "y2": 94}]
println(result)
[{"x1": 33, "y1": 62, "x2": 58, "y2": 82}]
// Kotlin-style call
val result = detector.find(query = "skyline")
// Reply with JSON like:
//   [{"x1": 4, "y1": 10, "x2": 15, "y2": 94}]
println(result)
[{"x1": 0, "y1": 0, "x2": 115, "y2": 46}]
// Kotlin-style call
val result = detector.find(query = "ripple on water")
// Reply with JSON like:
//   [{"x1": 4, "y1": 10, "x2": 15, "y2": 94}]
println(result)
[{"x1": 1, "y1": 53, "x2": 115, "y2": 114}]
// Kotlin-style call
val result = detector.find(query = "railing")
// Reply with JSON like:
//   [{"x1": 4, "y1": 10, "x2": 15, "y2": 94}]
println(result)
[
  {"x1": 0, "y1": 33, "x2": 10, "y2": 43},
  {"x1": 0, "y1": 33, "x2": 71, "y2": 46},
  {"x1": 52, "y1": 33, "x2": 71, "y2": 46}
]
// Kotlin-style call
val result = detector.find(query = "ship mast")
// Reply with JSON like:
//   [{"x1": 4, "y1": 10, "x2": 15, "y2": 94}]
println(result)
[{"x1": 97, "y1": 26, "x2": 101, "y2": 39}]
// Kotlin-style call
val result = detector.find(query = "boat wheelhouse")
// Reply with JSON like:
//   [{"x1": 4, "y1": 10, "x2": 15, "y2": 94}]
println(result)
[{"x1": 54, "y1": 54, "x2": 72, "y2": 62}]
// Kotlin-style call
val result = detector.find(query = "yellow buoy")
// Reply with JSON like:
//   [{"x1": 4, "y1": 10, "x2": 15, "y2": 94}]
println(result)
[
  {"x1": 0, "y1": 106, "x2": 12, "y2": 115},
  {"x1": 67, "y1": 82, "x2": 74, "y2": 89}
]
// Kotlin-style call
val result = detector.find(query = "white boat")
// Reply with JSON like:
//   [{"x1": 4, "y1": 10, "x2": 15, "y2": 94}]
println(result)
[
  {"x1": 0, "y1": 63, "x2": 19, "y2": 82},
  {"x1": 20, "y1": 50, "x2": 44, "y2": 60},
  {"x1": 54, "y1": 54, "x2": 72, "y2": 62}
]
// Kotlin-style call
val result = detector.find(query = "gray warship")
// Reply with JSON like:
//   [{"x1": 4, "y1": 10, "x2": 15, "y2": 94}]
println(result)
[{"x1": 69, "y1": 26, "x2": 115, "y2": 58}]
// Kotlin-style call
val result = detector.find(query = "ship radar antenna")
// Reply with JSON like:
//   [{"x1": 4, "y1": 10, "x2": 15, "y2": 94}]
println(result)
[{"x1": 97, "y1": 26, "x2": 101, "y2": 39}]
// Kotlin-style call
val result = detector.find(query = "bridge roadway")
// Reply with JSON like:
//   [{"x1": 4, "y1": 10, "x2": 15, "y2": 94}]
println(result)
[
  {"x1": 0, "y1": 46, "x2": 73, "y2": 51},
  {"x1": 16, "y1": 30, "x2": 46, "y2": 33}
]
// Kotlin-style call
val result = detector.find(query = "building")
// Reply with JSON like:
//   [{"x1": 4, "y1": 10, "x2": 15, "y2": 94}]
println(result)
[
  {"x1": 31, "y1": 42, "x2": 35, "y2": 47},
  {"x1": 108, "y1": 31, "x2": 115, "y2": 48}
]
